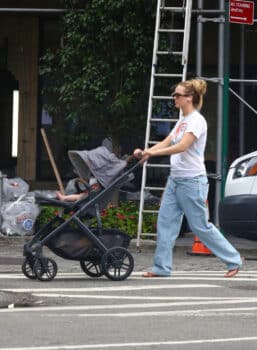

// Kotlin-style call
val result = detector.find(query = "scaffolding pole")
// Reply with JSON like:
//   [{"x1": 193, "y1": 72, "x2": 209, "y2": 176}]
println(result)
[
  {"x1": 239, "y1": 25, "x2": 245, "y2": 156},
  {"x1": 221, "y1": 0, "x2": 230, "y2": 197},
  {"x1": 213, "y1": 0, "x2": 225, "y2": 225},
  {"x1": 196, "y1": 0, "x2": 203, "y2": 76}
]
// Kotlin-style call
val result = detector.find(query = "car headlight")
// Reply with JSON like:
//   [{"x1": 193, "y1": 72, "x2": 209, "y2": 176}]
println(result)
[{"x1": 233, "y1": 156, "x2": 257, "y2": 179}]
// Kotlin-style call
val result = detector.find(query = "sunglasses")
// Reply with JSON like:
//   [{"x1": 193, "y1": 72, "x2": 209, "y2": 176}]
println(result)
[{"x1": 171, "y1": 93, "x2": 189, "y2": 98}]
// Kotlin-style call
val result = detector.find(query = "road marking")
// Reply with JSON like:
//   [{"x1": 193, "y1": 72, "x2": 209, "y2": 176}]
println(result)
[
  {"x1": 1, "y1": 270, "x2": 257, "y2": 279},
  {"x1": 132, "y1": 276, "x2": 257, "y2": 281},
  {"x1": 133, "y1": 271, "x2": 257, "y2": 275},
  {"x1": 32, "y1": 294, "x2": 247, "y2": 300},
  {"x1": 1, "y1": 336, "x2": 257, "y2": 349},
  {"x1": 1, "y1": 272, "x2": 257, "y2": 281},
  {"x1": 0, "y1": 284, "x2": 220, "y2": 293},
  {"x1": 1, "y1": 270, "x2": 257, "y2": 275},
  {"x1": 44, "y1": 306, "x2": 257, "y2": 317},
  {"x1": 1, "y1": 299, "x2": 257, "y2": 313},
  {"x1": 170, "y1": 271, "x2": 257, "y2": 275}
]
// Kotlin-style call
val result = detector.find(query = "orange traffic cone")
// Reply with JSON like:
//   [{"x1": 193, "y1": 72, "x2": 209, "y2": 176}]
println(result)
[
  {"x1": 190, "y1": 236, "x2": 212, "y2": 255},
  {"x1": 187, "y1": 201, "x2": 213, "y2": 256}
]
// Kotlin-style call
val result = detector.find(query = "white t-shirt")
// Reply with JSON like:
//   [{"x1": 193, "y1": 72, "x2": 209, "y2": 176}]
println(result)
[{"x1": 170, "y1": 110, "x2": 207, "y2": 178}]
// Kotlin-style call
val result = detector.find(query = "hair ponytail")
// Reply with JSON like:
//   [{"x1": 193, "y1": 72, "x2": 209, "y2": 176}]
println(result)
[{"x1": 177, "y1": 79, "x2": 207, "y2": 109}]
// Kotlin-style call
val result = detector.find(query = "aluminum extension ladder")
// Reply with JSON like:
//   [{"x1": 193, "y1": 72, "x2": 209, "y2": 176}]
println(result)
[{"x1": 136, "y1": 0, "x2": 192, "y2": 250}]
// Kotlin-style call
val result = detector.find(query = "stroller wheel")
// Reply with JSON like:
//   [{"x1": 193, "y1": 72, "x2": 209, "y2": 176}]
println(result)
[
  {"x1": 80, "y1": 260, "x2": 104, "y2": 278},
  {"x1": 101, "y1": 247, "x2": 134, "y2": 281},
  {"x1": 22, "y1": 257, "x2": 37, "y2": 280},
  {"x1": 33, "y1": 257, "x2": 58, "y2": 281}
]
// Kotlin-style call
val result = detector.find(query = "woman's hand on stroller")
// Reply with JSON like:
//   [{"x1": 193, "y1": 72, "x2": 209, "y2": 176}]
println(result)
[
  {"x1": 133, "y1": 148, "x2": 151, "y2": 163},
  {"x1": 133, "y1": 148, "x2": 143, "y2": 159}
]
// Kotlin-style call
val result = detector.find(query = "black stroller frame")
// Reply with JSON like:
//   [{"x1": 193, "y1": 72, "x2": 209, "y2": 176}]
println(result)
[{"x1": 22, "y1": 156, "x2": 142, "y2": 282}]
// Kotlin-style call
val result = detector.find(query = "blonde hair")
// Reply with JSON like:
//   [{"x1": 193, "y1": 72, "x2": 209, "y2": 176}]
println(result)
[{"x1": 177, "y1": 79, "x2": 207, "y2": 109}]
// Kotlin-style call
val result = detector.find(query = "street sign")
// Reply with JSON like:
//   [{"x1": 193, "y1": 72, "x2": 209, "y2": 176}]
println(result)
[{"x1": 229, "y1": 0, "x2": 255, "y2": 25}]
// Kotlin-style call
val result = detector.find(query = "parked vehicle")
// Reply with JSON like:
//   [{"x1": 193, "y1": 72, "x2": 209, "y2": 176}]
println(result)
[{"x1": 219, "y1": 151, "x2": 257, "y2": 240}]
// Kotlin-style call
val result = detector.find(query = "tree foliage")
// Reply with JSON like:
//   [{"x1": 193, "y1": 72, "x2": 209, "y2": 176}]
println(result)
[{"x1": 40, "y1": 0, "x2": 156, "y2": 151}]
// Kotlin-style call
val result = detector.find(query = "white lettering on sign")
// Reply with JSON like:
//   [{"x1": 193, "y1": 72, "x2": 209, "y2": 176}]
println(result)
[
  {"x1": 231, "y1": 1, "x2": 250, "y2": 8},
  {"x1": 231, "y1": 8, "x2": 243, "y2": 13}
]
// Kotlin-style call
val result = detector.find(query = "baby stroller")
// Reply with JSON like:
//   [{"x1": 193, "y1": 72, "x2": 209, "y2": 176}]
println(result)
[{"x1": 22, "y1": 146, "x2": 141, "y2": 282}]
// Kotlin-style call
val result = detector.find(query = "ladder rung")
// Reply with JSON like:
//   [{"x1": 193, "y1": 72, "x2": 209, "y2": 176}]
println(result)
[
  {"x1": 152, "y1": 96, "x2": 174, "y2": 100},
  {"x1": 154, "y1": 73, "x2": 183, "y2": 78},
  {"x1": 157, "y1": 51, "x2": 183, "y2": 56},
  {"x1": 143, "y1": 209, "x2": 159, "y2": 214},
  {"x1": 159, "y1": 29, "x2": 184, "y2": 33},
  {"x1": 160, "y1": 7, "x2": 185, "y2": 13},
  {"x1": 146, "y1": 164, "x2": 170, "y2": 168},
  {"x1": 150, "y1": 118, "x2": 177, "y2": 122},
  {"x1": 141, "y1": 233, "x2": 157, "y2": 237},
  {"x1": 148, "y1": 141, "x2": 159, "y2": 145},
  {"x1": 148, "y1": 140, "x2": 178, "y2": 146},
  {"x1": 145, "y1": 186, "x2": 166, "y2": 190}
]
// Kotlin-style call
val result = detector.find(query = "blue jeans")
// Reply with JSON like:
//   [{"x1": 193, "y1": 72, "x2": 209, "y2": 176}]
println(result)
[{"x1": 151, "y1": 175, "x2": 242, "y2": 276}]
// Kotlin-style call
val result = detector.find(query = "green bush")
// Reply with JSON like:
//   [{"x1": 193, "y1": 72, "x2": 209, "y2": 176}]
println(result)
[
  {"x1": 37, "y1": 201, "x2": 159, "y2": 238},
  {"x1": 36, "y1": 206, "x2": 73, "y2": 228},
  {"x1": 91, "y1": 201, "x2": 159, "y2": 238}
]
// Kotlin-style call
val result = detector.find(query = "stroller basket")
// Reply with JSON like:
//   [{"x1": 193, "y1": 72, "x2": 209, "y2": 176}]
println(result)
[{"x1": 46, "y1": 227, "x2": 131, "y2": 261}]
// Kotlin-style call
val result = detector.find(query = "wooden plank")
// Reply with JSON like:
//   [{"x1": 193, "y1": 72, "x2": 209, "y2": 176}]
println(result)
[{"x1": 40, "y1": 128, "x2": 65, "y2": 194}]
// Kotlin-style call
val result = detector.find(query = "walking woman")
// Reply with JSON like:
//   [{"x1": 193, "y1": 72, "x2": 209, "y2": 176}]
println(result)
[{"x1": 134, "y1": 78, "x2": 243, "y2": 278}]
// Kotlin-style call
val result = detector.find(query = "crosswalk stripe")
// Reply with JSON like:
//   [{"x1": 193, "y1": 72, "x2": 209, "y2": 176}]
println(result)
[
  {"x1": 32, "y1": 294, "x2": 247, "y2": 300},
  {"x1": 1, "y1": 284, "x2": 220, "y2": 293},
  {"x1": 1, "y1": 336, "x2": 257, "y2": 350},
  {"x1": 1, "y1": 270, "x2": 257, "y2": 278},
  {"x1": 1, "y1": 301, "x2": 257, "y2": 314},
  {"x1": 1, "y1": 272, "x2": 257, "y2": 281}
]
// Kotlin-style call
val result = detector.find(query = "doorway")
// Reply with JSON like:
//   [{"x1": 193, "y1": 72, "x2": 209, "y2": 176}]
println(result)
[{"x1": 0, "y1": 70, "x2": 19, "y2": 176}]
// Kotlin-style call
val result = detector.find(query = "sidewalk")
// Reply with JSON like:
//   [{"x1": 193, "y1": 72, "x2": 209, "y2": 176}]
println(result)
[
  {"x1": 1, "y1": 233, "x2": 257, "y2": 265},
  {"x1": 131, "y1": 233, "x2": 257, "y2": 257}
]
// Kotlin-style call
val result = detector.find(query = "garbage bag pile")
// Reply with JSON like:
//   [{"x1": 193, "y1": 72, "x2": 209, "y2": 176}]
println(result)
[{"x1": 1, "y1": 178, "x2": 40, "y2": 236}]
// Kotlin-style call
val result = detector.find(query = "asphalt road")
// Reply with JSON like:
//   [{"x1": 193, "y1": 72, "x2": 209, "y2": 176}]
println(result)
[{"x1": 1, "y1": 248, "x2": 257, "y2": 350}]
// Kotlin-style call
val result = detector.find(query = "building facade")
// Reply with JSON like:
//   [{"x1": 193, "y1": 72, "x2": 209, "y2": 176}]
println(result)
[{"x1": 0, "y1": 1, "x2": 257, "y2": 186}]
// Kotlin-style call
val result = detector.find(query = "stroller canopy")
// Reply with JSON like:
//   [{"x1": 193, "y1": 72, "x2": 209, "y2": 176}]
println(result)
[{"x1": 68, "y1": 146, "x2": 127, "y2": 188}]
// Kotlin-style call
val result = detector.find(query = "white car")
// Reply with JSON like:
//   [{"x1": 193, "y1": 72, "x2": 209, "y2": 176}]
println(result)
[{"x1": 219, "y1": 150, "x2": 257, "y2": 240}]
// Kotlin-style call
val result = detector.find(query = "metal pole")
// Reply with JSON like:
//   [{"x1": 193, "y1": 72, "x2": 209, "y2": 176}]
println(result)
[
  {"x1": 196, "y1": 0, "x2": 203, "y2": 76},
  {"x1": 239, "y1": 25, "x2": 245, "y2": 156},
  {"x1": 221, "y1": 0, "x2": 230, "y2": 197},
  {"x1": 0, "y1": 171, "x2": 6, "y2": 228},
  {"x1": 215, "y1": 0, "x2": 225, "y2": 224}
]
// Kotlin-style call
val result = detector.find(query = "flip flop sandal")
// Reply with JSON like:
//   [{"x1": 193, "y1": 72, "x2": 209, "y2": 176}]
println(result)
[
  {"x1": 224, "y1": 267, "x2": 240, "y2": 278},
  {"x1": 142, "y1": 271, "x2": 168, "y2": 278},
  {"x1": 224, "y1": 256, "x2": 244, "y2": 278}
]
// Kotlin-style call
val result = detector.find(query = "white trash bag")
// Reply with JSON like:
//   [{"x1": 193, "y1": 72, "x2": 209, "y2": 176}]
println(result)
[
  {"x1": 1, "y1": 196, "x2": 40, "y2": 236},
  {"x1": 3, "y1": 177, "x2": 29, "y2": 201}
]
